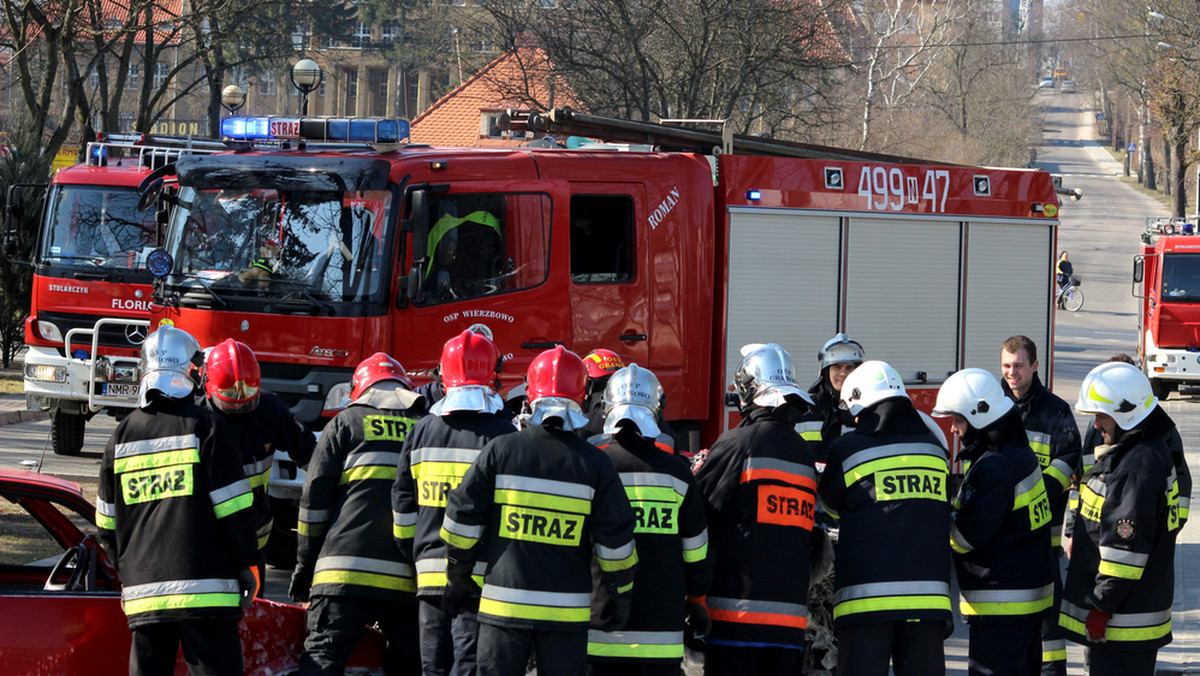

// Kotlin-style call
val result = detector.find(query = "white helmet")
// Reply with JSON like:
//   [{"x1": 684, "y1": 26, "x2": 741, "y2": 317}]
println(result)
[
  {"x1": 734, "y1": 343, "x2": 814, "y2": 408},
  {"x1": 840, "y1": 360, "x2": 908, "y2": 416},
  {"x1": 819, "y1": 333, "x2": 865, "y2": 370},
  {"x1": 602, "y1": 364, "x2": 664, "y2": 438},
  {"x1": 1075, "y1": 362, "x2": 1156, "y2": 430},
  {"x1": 932, "y1": 368, "x2": 1013, "y2": 430},
  {"x1": 138, "y1": 325, "x2": 202, "y2": 407}
]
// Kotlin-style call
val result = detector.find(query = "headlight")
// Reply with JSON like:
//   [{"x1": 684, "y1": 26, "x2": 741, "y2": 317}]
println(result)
[
  {"x1": 25, "y1": 364, "x2": 68, "y2": 383},
  {"x1": 323, "y1": 382, "x2": 352, "y2": 411},
  {"x1": 35, "y1": 320, "x2": 63, "y2": 342}
]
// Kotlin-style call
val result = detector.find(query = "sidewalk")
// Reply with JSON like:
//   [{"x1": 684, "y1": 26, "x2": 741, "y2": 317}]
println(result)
[{"x1": 0, "y1": 392, "x2": 48, "y2": 426}]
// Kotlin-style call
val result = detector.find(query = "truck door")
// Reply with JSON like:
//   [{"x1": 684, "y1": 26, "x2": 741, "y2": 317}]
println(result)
[{"x1": 567, "y1": 188, "x2": 651, "y2": 369}]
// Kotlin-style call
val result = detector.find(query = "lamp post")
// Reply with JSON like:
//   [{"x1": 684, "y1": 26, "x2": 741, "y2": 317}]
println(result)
[
  {"x1": 221, "y1": 84, "x2": 246, "y2": 115},
  {"x1": 291, "y1": 58, "x2": 323, "y2": 116}
]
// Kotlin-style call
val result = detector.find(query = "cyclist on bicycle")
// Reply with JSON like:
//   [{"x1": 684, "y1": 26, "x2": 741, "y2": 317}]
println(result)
[{"x1": 1056, "y1": 251, "x2": 1073, "y2": 292}]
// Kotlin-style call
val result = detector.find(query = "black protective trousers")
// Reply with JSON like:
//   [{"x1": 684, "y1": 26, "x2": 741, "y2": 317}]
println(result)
[
  {"x1": 836, "y1": 620, "x2": 947, "y2": 676},
  {"x1": 129, "y1": 619, "x2": 243, "y2": 676}
]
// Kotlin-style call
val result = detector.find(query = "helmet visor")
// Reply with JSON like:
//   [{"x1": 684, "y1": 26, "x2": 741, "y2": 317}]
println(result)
[
  {"x1": 752, "y1": 383, "x2": 814, "y2": 408},
  {"x1": 603, "y1": 403, "x2": 661, "y2": 439},
  {"x1": 527, "y1": 396, "x2": 589, "y2": 431},
  {"x1": 138, "y1": 369, "x2": 196, "y2": 407},
  {"x1": 431, "y1": 385, "x2": 505, "y2": 416}
]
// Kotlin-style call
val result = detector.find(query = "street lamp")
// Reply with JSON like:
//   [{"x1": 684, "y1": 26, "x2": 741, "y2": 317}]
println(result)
[
  {"x1": 291, "y1": 58, "x2": 323, "y2": 115},
  {"x1": 221, "y1": 84, "x2": 246, "y2": 115}
]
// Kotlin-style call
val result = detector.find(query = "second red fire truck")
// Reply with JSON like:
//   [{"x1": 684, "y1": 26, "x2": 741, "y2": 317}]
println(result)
[{"x1": 1135, "y1": 216, "x2": 1200, "y2": 399}]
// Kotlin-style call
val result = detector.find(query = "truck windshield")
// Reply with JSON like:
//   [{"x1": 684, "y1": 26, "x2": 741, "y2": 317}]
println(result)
[
  {"x1": 39, "y1": 184, "x2": 157, "y2": 270},
  {"x1": 164, "y1": 186, "x2": 392, "y2": 304},
  {"x1": 1162, "y1": 253, "x2": 1200, "y2": 302}
]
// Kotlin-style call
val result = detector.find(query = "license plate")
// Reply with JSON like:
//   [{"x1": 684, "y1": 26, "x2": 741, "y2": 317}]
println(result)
[{"x1": 102, "y1": 382, "x2": 139, "y2": 398}]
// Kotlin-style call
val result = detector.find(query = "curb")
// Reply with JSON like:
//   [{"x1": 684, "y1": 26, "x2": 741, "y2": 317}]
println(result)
[{"x1": 0, "y1": 410, "x2": 49, "y2": 426}]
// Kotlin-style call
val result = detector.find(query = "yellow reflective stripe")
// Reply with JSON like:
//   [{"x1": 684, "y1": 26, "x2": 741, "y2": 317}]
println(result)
[
  {"x1": 394, "y1": 523, "x2": 416, "y2": 539},
  {"x1": 1044, "y1": 464, "x2": 1070, "y2": 491},
  {"x1": 298, "y1": 521, "x2": 327, "y2": 537},
  {"x1": 95, "y1": 513, "x2": 116, "y2": 530},
  {"x1": 114, "y1": 449, "x2": 200, "y2": 474},
  {"x1": 800, "y1": 431, "x2": 822, "y2": 442},
  {"x1": 1060, "y1": 613, "x2": 1172, "y2": 642},
  {"x1": 683, "y1": 542, "x2": 708, "y2": 563},
  {"x1": 1029, "y1": 440, "x2": 1051, "y2": 467},
  {"x1": 833, "y1": 594, "x2": 951, "y2": 619},
  {"x1": 960, "y1": 595, "x2": 1052, "y2": 616},
  {"x1": 587, "y1": 631, "x2": 684, "y2": 659},
  {"x1": 213, "y1": 491, "x2": 253, "y2": 519},
  {"x1": 340, "y1": 465, "x2": 398, "y2": 484},
  {"x1": 1043, "y1": 649, "x2": 1067, "y2": 662},
  {"x1": 1080, "y1": 484, "x2": 1105, "y2": 522},
  {"x1": 617, "y1": 581, "x2": 634, "y2": 594},
  {"x1": 1099, "y1": 560, "x2": 1145, "y2": 580},
  {"x1": 418, "y1": 571, "x2": 448, "y2": 589},
  {"x1": 313, "y1": 569, "x2": 416, "y2": 593},
  {"x1": 123, "y1": 592, "x2": 239, "y2": 615},
  {"x1": 624, "y1": 485, "x2": 682, "y2": 504},
  {"x1": 495, "y1": 488, "x2": 591, "y2": 515},
  {"x1": 844, "y1": 455, "x2": 947, "y2": 487},
  {"x1": 257, "y1": 532, "x2": 270, "y2": 550},
  {"x1": 479, "y1": 598, "x2": 590, "y2": 623},
  {"x1": 247, "y1": 466, "x2": 272, "y2": 490},
  {"x1": 597, "y1": 547, "x2": 638, "y2": 573},
  {"x1": 412, "y1": 460, "x2": 472, "y2": 478},
  {"x1": 441, "y1": 526, "x2": 478, "y2": 551}
]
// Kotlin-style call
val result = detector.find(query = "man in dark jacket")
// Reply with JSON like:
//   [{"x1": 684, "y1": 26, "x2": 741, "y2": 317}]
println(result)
[
  {"x1": 693, "y1": 343, "x2": 817, "y2": 675},
  {"x1": 1000, "y1": 335, "x2": 1080, "y2": 675},
  {"x1": 1061, "y1": 362, "x2": 1181, "y2": 676},
  {"x1": 819, "y1": 360, "x2": 952, "y2": 675},
  {"x1": 291, "y1": 352, "x2": 425, "y2": 675},
  {"x1": 97, "y1": 326, "x2": 259, "y2": 675},
  {"x1": 441, "y1": 346, "x2": 638, "y2": 676},
  {"x1": 393, "y1": 330, "x2": 515, "y2": 676},
  {"x1": 933, "y1": 368, "x2": 1054, "y2": 676},
  {"x1": 586, "y1": 364, "x2": 712, "y2": 675}
]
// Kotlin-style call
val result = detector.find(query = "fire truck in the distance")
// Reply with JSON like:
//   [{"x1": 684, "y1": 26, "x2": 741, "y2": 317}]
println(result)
[
  {"x1": 141, "y1": 108, "x2": 1064, "y2": 454},
  {"x1": 1135, "y1": 216, "x2": 1200, "y2": 399},
  {"x1": 4, "y1": 133, "x2": 223, "y2": 456}
]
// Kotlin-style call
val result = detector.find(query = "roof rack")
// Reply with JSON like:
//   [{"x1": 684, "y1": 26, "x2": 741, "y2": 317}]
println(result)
[
  {"x1": 500, "y1": 107, "x2": 962, "y2": 165},
  {"x1": 86, "y1": 132, "x2": 227, "y2": 168},
  {"x1": 1145, "y1": 217, "x2": 1196, "y2": 236}
]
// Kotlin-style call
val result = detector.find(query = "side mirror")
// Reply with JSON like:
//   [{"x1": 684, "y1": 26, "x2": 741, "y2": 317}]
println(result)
[
  {"x1": 407, "y1": 265, "x2": 423, "y2": 301},
  {"x1": 2, "y1": 234, "x2": 19, "y2": 260},
  {"x1": 137, "y1": 177, "x2": 164, "y2": 212},
  {"x1": 410, "y1": 190, "x2": 429, "y2": 269},
  {"x1": 1133, "y1": 258, "x2": 1144, "y2": 284}
]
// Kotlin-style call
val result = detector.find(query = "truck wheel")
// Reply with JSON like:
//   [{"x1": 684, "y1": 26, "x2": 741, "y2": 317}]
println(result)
[
  {"x1": 51, "y1": 410, "x2": 86, "y2": 456},
  {"x1": 1150, "y1": 378, "x2": 1172, "y2": 401}
]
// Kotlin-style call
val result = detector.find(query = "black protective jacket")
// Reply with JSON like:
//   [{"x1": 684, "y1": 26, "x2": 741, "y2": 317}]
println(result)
[
  {"x1": 442, "y1": 423, "x2": 638, "y2": 631},
  {"x1": 97, "y1": 396, "x2": 258, "y2": 628},
  {"x1": 950, "y1": 411, "x2": 1054, "y2": 624},
  {"x1": 392, "y1": 409, "x2": 515, "y2": 596},
  {"x1": 206, "y1": 390, "x2": 315, "y2": 550},
  {"x1": 1004, "y1": 374, "x2": 1081, "y2": 548},
  {"x1": 1060, "y1": 407, "x2": 1180, "y2": 651},
  {"x1": 797, "y1": 377, "x2": 854, "y2": 464},
  {"x1": 692, "y1": 404, "x2": 816, "y2": 648},
  {"x1": 292, "y1": 384, "x2": 425, "y2": 602},
  {"x1": 818, "y1": 399, "x2": 952, "y2": 628},
  {"x1": 588, "y1": 427, "x2": 712, "y2": 663}
]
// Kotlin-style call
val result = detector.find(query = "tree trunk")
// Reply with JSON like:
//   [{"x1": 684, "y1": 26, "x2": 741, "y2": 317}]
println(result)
[{"x1": 1172, "y1": 128, "x2": 1188, "y2": 217}]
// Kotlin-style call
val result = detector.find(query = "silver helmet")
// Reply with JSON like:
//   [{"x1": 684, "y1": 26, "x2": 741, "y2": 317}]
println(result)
[
  {"x1": 734, "y1": 343, "x2": 813, "y2": 409},
  {"x1": 602, "y1": 364, "x2": 665, "y2": 438},
  {"x1": 137, "y1": 325, "x2": 202, "y2": 407},
  {"x1": 818, "y1": 333, "x2": 865, "y2": 370}
]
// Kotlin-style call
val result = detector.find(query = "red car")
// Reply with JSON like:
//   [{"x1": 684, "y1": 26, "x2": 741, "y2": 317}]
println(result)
[{"x1": 0, "y1": 468, "x2": 384, "y2": 675}]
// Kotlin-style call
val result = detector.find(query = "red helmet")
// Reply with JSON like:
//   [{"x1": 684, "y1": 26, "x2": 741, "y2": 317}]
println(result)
[
  {"x1": 526, "y1": 346, "x2": 587, "y2": 404},
  {"x1": 583, "y1": 348, "x2": 624, "y2": 379},
  {"x1": 441, "y1": 330, "x2": 500, "y2": 389},
  {"x1": 204, "y1": 338, "x2": 261, "y2": 414},
  {"x1": 351, "y1": 352, "x2": 413, "y2": 400}
]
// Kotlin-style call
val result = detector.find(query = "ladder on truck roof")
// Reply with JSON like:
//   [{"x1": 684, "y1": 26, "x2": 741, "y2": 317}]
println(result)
[
  {"x1": 86, "y1": 132, "x2": 227, "y2": 168},
  {"x1": 500, "y1": 107, "x2": 961, "y2": 165}
]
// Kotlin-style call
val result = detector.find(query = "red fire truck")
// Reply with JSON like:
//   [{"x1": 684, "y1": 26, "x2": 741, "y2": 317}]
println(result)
[
  {"x1": 6, "y1": 134, "x2": 222, "y2": 455},
  {"x1": 1135, "y1": 216, "x2": 1200, "y2": 399},
  {"x1": 142, "y1": 109, "x2": 1063, "y2": 451}
]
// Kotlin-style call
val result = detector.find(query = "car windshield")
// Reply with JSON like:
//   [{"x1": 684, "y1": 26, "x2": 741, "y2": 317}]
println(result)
[
  {"x1": 1161, "y1": 253, "x2": 1200, "y2": 302},
  {"x1": 39, "y1": 184, "x2": 158, "y2": 270},
  {"x1": 164, "y1": 186, "x2": 392, "y2": 304}
]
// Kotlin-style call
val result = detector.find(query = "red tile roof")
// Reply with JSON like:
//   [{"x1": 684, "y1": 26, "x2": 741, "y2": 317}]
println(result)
[{"x1": 411, "y1": 46, "x2": 582, "y2": 147}]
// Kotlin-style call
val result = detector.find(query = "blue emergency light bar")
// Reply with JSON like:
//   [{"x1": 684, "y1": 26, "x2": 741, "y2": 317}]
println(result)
[{"x1": 220, "y1": 116, "x2": 410, "y2": 144}]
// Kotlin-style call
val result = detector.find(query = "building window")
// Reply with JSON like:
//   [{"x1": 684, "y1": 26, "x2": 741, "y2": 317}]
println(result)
[
  {"x1": 347, "y1": 72, "x2": 358, "y2": 99},
  {"x1": 409, "y1": 83, "x2": 419, "y2": 101},
  {"x1": 381, "y1": 24, "x2": 401, "y2": 43},
  {"x1": 483, "y1": 113, "x2": 504, "y2": 138},
  {"x1": 125, "y1": 64, "x2": 139, "y2": 90},
  {"x1": 119, "y1": 111, "x2": 136, "y2": 131},
  {"x1": 90, "y1": 68, "x2": 100, "y2": 90},
  {"x1": 319, "y1": 80, "x2": 326, "y2": 98},
  {"x1": 154, "y1": 63, "x2": 169, "y2": 89},
  {"x1": 355, "y1": 22, "x2": 371, "y2": 47},
  {"x1": 292, "y1": 23, "x2": 311, "y2": 50},
  {"x1": 471, "y1": 27, "x2": 494, "y2": 53},
  {"x1": 258, "y1": 73, "x2": 277, "y2": 96},
  {"x1": 376, "y1": 72, "x2": 388, "y2": 100}
]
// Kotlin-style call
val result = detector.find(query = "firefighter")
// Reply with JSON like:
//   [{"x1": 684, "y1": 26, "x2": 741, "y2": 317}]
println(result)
[
  {"x1": 799, "y1": 333, "x2": 865, "y2": 463},
  {"x1": 1060, "y1": 362, "x2": 1181, "y2": 676},
  {"x1": 818, "y1": 361, "x2": 951, "y2": 675},
  {"x1": 933, "y1": 368, "x2": 1054, "y2": 676},
  {"x1": 96, "y1": 325, "x2": 259, "y2": 676},
  {"x1": 202, "y1": 338, "x2": 315, "y2": 577},
  {"x1": 290, "y1": 352, "x2": 425, "y2": 675},
  {"x1": 999, "y1": 335, "x2": 1080, "y2": 675},
  {"x1": 440, "y1": 346, "x2": 638, "y2": 676},
  {"x1": 392, "y1": 330, "x2": 516, "y2": 676},
  {"x1": 692, "y1": 343, "x2": 816, "y2": 675},
  {"x1": 585, "y1": 364, "x2": 712, "y2": 675},
  {"x1": 578, "y1": 348, "x2": 625, "y2": 438}
]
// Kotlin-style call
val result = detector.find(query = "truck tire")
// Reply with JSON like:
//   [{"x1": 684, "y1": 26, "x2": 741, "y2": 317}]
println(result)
[
  {"x1": 1150, "y1": 378, "x2": 1175, "y2": 401},
  {"x1": 51, "y1": 410, "x2": 86, "y2": 456}
]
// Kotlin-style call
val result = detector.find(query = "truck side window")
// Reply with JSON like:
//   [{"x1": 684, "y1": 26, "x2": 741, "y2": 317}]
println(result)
[
  {"x1": 1162, "y1": 253, "x2": 1200, "y2": 302},
  {"x1": 570, "y1": 195, "x2": 634, "y2": 284}
]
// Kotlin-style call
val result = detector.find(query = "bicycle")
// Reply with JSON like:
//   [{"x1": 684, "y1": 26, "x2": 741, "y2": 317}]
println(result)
[{"x1": 1056, "y1": 278, "x2": 1084, "y2": 312}]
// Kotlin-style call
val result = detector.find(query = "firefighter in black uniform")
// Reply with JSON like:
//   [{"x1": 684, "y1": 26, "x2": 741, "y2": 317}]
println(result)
[
  {"x1": 441, "y1": 346, "x2": 638, "y2": 676},
  {"x1": 999, "y1": 335, "x2": 1080, "y2": 675},
  {"x1": 585, "y1": 364, "x2": 712, "y2": 675},
  {"x1": 577, "y1": 348, "x2": 625, "y2": 439},
  {"x1": 933, "y1": 367, "x2": 1054, "y2": 676},
  {"x1": 96, "y1": 325, "x2": 260, "y2": 676},
  {"x1": 393, "y1": 330, "x2": 516, "y2": 676},
  {"x1": 1061, "y1": 362, "x2": 1181, "y2": 676},
  {"x1": 202, "y1": 338, "x2": 315, "y2": 576},
  {"x1": 818, "y1": 360, "x2": 952, "y2": 675},
  {"x1": 692, "y1": 343, "x2": 817, "y2": 675},
  {"x1": 290, "y1": 352, "x2": 425, "y2": 675},
  {"x1": 798, "y1": 333, "x2": 864, "y2": 463}
]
